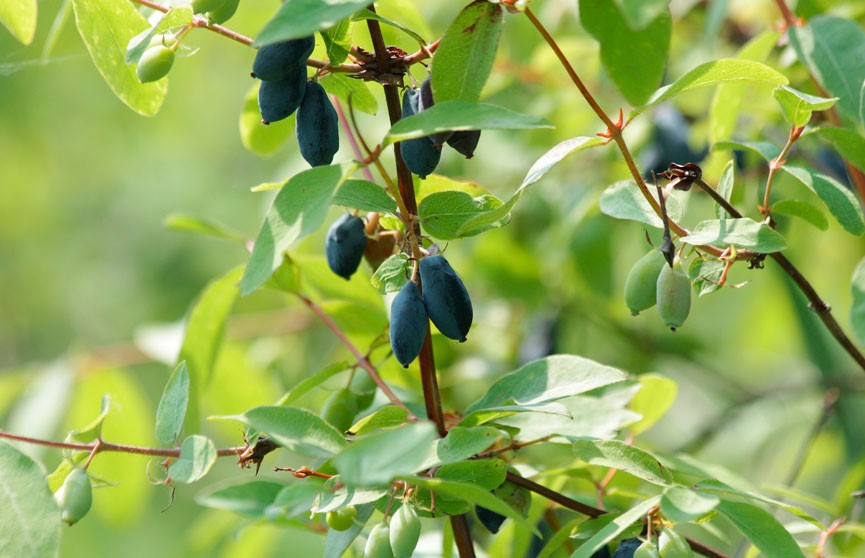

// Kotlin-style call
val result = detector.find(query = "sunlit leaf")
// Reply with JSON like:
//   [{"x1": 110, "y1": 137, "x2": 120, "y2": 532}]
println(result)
[
  {"x1": 167, "y1": 435, "x2": 216, "y2": 484},
  {"x1": 256, "y1": 0, "x2": 370, "y2": 45},
  {"x1": 0, "y1": 0, "x2": 37, "y2": 45},
  {"x1": 680, "y1": 218, "x2": 787, "y2": 253},
  {"x1": 155, "y1": 361, "x2": 189, "y2": 445},
  {"x1": 782, "y1": 166, "x2": 865, "y2": 235}
]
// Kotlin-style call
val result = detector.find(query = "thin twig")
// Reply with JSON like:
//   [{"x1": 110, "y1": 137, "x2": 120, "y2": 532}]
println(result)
[{"x1": 0, "y1": 430, "x2": 243, "y2": 457}]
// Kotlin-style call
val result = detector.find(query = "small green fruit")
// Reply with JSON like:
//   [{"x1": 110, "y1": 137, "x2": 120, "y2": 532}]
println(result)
[
  {"x1": 321, "y1": 388, "x2": 359, "y2": 432},
  {"x1": 365, "y1": 523, "x2": 394, "y2": 558},
  {"x1": 624, "y1": 249, "x2": 666, "y2": 316},
  {"x1": 326, "y1": 506, "x2": 357, "y2": 531},
  {"x1": 136, "y1": 46, "x2": 175, "y2": 83},
  {"x1": 658, "y1": 529, "x2": 693, "y2": 557},
  {"x1": 389, "y1": 504, "x2": 421, "y2": 558},
  {"x1": 656, "y1": 260, "x2": 691, "y2": 331},
  {"x1": 206, "y1": 0, "x2": 239, "y2": 24},
  {"x1": 190, "y1": 0, "x2": 226, "y2": 15},
  {"x1": 55, "y1": 467, "x2": 92, "y2": 526}
]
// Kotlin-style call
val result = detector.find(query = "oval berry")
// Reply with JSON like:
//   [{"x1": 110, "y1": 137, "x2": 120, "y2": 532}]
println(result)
[
  {"x1": 296, "y1": 81, "x2": 339, "y2": 167},
  {"x1": 252, "y1": 37, "x2": 315, "y2": 82},
  {"x1": 364, "y1": 523, "x2": 394, "y2": 558},
  {"x1": 419, "y1": 255, "x2": 473, "y2": 342},
  {"x1": 325, "y1": 214, "x2": 368, "y2": 280},
  {"x1": 446, "y1": 130, "x2": 482, "y2": 159},
  {"x1": 389, "y1": 504, "x2": 421, "y2": 558},
  {"x1": 191, "y1": 0, "x2": 226, "y2": 14},
  {"x1": 624, "y1": 249, "x2": 666, "y2": 316},
  {"x1": 136, "y1": 45, "x2": 175, "y2": 83},
  {"x1": 321, "y1": 388, "x2": 359, "y2": 432},
  {"x1": 206, "y1": 0, "x2": 239, "y2": 24},
  {"x1": 55, "y1": 467, "x2": 92, "y2": 526},
  {"x1": 419, "y1": 76, "x2": 453, "y2": 147},
  {"x1": 656, "y1": 261, "x2": 691, "y2": 331},
  {"x1": 257, "y1": 65, "x2": 307, "y2": 124},
  {"x1": 399, "y1": 88, "x2": 441, "y2": 179},
  {"x1": 326, "y1": 506, "x2": 357, "y2": 531},
  {"x1": 389, "y1": 282, "x2": 429, "y2": 368}
]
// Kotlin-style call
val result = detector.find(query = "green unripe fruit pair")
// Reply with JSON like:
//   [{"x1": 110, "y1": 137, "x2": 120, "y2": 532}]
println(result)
[
  {"x1": 54, "y1": 467, "x2": 92, "y2": 526},
  {"x1": 206, "y1": 0, "x2": 240, "y2": 24},
  {"x1": 399, "y1": 88, "x2": 441, "y2": 179},
  {"x1": 326, "y1": 506, "x2": 357, "y2": 531},
  {"x1": 656, "y1": 260, "x2": 691, "y2": 331},
  {"x1": 658, "y1": 529, "x2": 693, "y2": 557},
  {"x1": 297, "y1": 81, "x2": 339, "y2": 167},
  {"x1": 624, "y1": 249, "x2": 667, "y2": 316},
  {"x1": 365, "y1": 523, "x2": 394, "y2": 558},
  {"x1": 321, "y1": 388, "x2": 359, "y2": 432},
  {"x1": 420, "y1": 255, "x2": 473, "y2": 342},
  {"x1": 390, "y1": 281, "x2": 429, "y2": 368},
  {"x1": 389, "y1": 504, "x2": 421, "y2": 558},
  {"x1": 325, "y1": 214, "x2": 368, "y2": 280},
  {"x1": 252, "y1": 36, "x2": 315, "y2": 82},
  {"x1": 257, "y1": 65, "x2": 307, "y2": 124},
  {"x1": 137, "y1": 45, "x2": 175, "y2": 83}
]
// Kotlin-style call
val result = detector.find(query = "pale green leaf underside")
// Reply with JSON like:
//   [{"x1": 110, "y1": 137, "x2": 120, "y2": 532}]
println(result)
[
  {"x1": 0, "y1": 0, "x2": 37, "y2": 45},
  {"x1": 680, "y1": 218, "x2": 788, "y2": 253}
]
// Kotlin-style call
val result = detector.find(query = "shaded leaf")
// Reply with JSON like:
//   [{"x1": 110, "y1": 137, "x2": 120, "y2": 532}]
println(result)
[
  {"x1": 419, "y1": 191, "x2": 506, "y2": 239},
  {"x1": 661, "y1": 486, "x2": 719, "y2": 522},
  {"x1": 197, "y1": 479, "x2": 284, "y2": 518},
  {"x1": 573, "y1": 439, "x2": 673, "y2": 485},
  {"x1": 313, "y1": 477, "x2": 386, "y2": 513},
  {"x1": 239, "y1": 82, "x2": 294, "y2": 157},
  {"x1": 716, "y1": 500, "x2": 806, "y2": 558},
  {"x1": 163, "y1": 214, "x2": 248, "y2": 245},
  {"x1": 809, "y1": 127, "x2": 865, "y2": 175},
  {"x1": 680, "y1": 218, "x2": 787, "y2": 253},
  {"x1": 431, "y1": 1, "x2": 504, "y2": 103},
  {"x1": 570, "y1": 496, "x2": 662, "y2": 558},
  {"x1": 688, "y1": 258, "x2": 725, "y2": 297},
  {"x1": 155, "y1": 361, "x2": 189, "y2": 445},
  {"x1": 320, "y1": 73, "x2": 377, "y2": 116},
  {"x1": 850, "y1": 257, "x2": 865, "y2": 346},
  {"x1": 599, "y1": 180, "x2": 682, "y2": 229},
  {"x1": 167, "y1": 435, "x2": 216, "y2": 484},
  {"x1": 256, "y1": 0, "x2": 370, "y2": 45},
  {"x1": 715, "y1": 159, "x2": 736, "y2": 219},
  {"x1": 348, "y1": 405, "x2": 409, "y2": 436},
  {"x1": 332, "y1": 179, "x2": 396, "y2": 213},
  {"x1": 437, "y1": 426, "x2": 500, "y2": 464},
  {"x1": 782, "y1": 166, "x2": 865, "y2": 235},
  {"x1": 333, "y1": 422, "x2": 438, "y2": 486},
  {"x1": 614, "y1": 0, "x2": 668, "y2": 30},
  {"x1": 352, "y1": 9, "x2": 426, "y2": 46},
  {"x1": 320, "y1": 18, "x2": 351, "y2": 65},
  {"x1": 771, "y1": 199, "x2": 828, "y2": 230},
  {"x1": 712, "y1": 139, "x2": 779, "y2": 162},
  {"x1": 275, "y1": 361, "x2": 350, "y2": 406}
]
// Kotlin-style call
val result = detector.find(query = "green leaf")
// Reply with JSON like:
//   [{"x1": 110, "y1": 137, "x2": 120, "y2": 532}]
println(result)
[
  {"x1": 450, "y1": 136, "x2": 604, "y2": 237},
  {"x1": 437, "y1": 426, "x2": 500, "y2": 465},
  {"x1": 217, "y1": 406, "x2": 346, "y2": 459},
  {"x1": 716, "y1": 159, "x2": 736, "y2": 220},
  {"x1": 333, "y1": 179, "x2": 396, "y2": 213},
  {"x1": 124, "y1": 7, "x2": 192, "y2": 64},
  {"x1": 712, "y1": 139, "x2": 779, "y2": 162},
  {"x1": 572, "y1": 439, "x2": 673, "y2": 485},
  {"x1": 383, "y1": 101, "x2": 552, "y2": 145},
  {"x1": 0, "y1": 0, "x2": 37, "y2": 45},
  {"x1": 323, "y1": 503, "x2": 374, "y2": 558},
  {"x1": 0, "y1": 442, "x2": 60, "y2": 558},
  {"x1": 771, "y1": 199, "x2": 828, "y2": 230},
  {"x1": 239, "y1": 82, "x2": 294, "y2": 157},
  {"x1": 631, "y1": 59, "x2": 788, "y2": 119},
  {"x1": 850, "y1": 257, "x2": 865, "y2": 346},
  {"x1": 808, "y1": 127, "x2": 865, "y2": 175},
  {"x1": 788, "y1": 16, "x2": 865, "y2": 125},
  {"x1": 352, "y1": 9, "x2": 426, "y2": 46},
  {"x1": 163, "y1": 214, "x2": 248, "y2": 245},
  {"x1": 613, "y1": 0, "x2": 668, "y2": 30},
  {"x1": 772, "y1": 85, "x2": 837, "y2": 127},
  {"x1": 408, "y1": 475, "x2": 540, "y2": 535},
  {"x1": 598, "y1": 180, "x2": 682, "y2": 229},
  {"x1": 265, "y1": 482, "x2": 325, "y2": 520},
  {"x1": 466, "y1": 355, "x2": 627, "y2": 413},
  {"x1": 320, "y1": 73, "x2": 378, "y2": 116},
  {"x1": 580, "y1": 0, "x2": 670, "y2": 106},
  {"x1": 348, "y1": 405, "x2": 409, "y2": 436},
  {"x1": 430, "y1": 1, "x2": 504, "y2": 103},
  {"x1": 321, "y1": 18, "x2": 351, "y2": 65},
  {"x1": 155, "y1": 361, "x2": 190, "y2": 445},
  {"x1": 570, "y1": 496, "x2": 662, "y2": 558},
  {"x1": 709, "y1": 30, "x2": 781, "y2": 143},
  {"x1": 688, "y1": 258, "x2": 725, "y2": 297},
  {"x1": 696, "y1": 479, "x2": 824, "y2": 529},
  {"x1": 197, "y1": 479, "x2": 284, "y2": 518},
  {"x1": 782, "y1": 166, "x2": 865, "y2": 235},
  {"x1": 179, "y1": 266, "x2": 243, "y2": 430},
  {"x1": 68, "y1": 394, "x2": 111, "y2": 443},
  {"x1": 628, "y1": 373, "x2": 677, "y2": 436},
  {"x1": 72, "y1": 0, "x2": 167, "y2": 116},
  {"x1": 255, "y1": 0, "x2": 371, "y2": 45},
  {"x1": 333, "y1": 422, "x2": 439, "y2": 487},
  {"x1": 680, "y1": 218, "x2": 787, "y2": 253},
  {"x1": 538, "y1": 516, "x2": 583, "y2": 558},
  {"x1": 716, "y1": 500, "x2": 806, "y2": 558},
  {"x1": 167, "y1": 435, "x2": 217, "y2": 484},
  {"x1": 275, "y1": 361, "x2": 350, "y2": 406},
  {"x1": 370, "y1": 254, "x2": 410, "y2": 294},
  {"x1": 241, "y1": 164, "x2": 349, "y2": 295},
  {"x1": 313, "y1": 477, "x2": 387, "y2": 513},
  {"x1": 419, "y1": 191, "x2": 506, "y2": 239},
  {"x1": 661, "y1": 486, "x2": 719, "y2": 522}
]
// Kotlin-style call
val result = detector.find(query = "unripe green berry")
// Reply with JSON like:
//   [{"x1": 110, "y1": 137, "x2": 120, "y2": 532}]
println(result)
[
  {"x1": 137, "y1": 46, "x2": 175, "y2": 83},
  {"x1": 206, "y1": 0, "x2": 239, "y2": 24},
  {"x1": 321, "y1": 388, "x2": 359, "y2": 432},
  {"x1": 365, "y1": 523, "x2": 394, "y2": 558},
  {"x1": 326, "y1": 506, "x2": 357, "y2": 531},
  {"x1": 389, "y1": 504, "x2": 421, "y2": 558},
  {"x1": 54, "y1": 467, "x2": 92, "y2": 526},
  {"x1": 656, "y1": 260, "x2": 691, "y2": 331},
  {"x1": 624, "y1": 249, "x2": 666, "y2": 316}
]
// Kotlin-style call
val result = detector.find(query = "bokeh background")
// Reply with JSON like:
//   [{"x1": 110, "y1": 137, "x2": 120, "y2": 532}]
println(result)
[{"x1": 2, "y1": 0, "x2": 865, "y2": 556}]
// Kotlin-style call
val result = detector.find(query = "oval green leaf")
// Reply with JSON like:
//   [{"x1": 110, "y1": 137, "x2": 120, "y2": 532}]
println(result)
[
  {"x1": 782, "y1": 166, "x2": 865, "y2": 235},
  {"x1": 680, "y1": 218, "x2": 787, "y2": 253}
]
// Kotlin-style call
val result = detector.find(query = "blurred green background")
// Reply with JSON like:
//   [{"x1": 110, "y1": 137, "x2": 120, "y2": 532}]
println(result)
[{"x1": 2, "y1": 0, "x2": 865, "y2": 556}]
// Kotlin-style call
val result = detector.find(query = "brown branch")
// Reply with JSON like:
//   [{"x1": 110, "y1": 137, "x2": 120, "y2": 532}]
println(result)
[
  {"x1": 505, "y1": 473, "x2": 729, "y2": 558},
  {"x1": 0, "y1": 430, "x2": 242, "y2": 458}
]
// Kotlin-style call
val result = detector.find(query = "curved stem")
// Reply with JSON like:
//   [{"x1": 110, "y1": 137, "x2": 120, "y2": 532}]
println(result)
[{"x1": 0, "y1": 430, "x2": 243, "y2": 458}]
